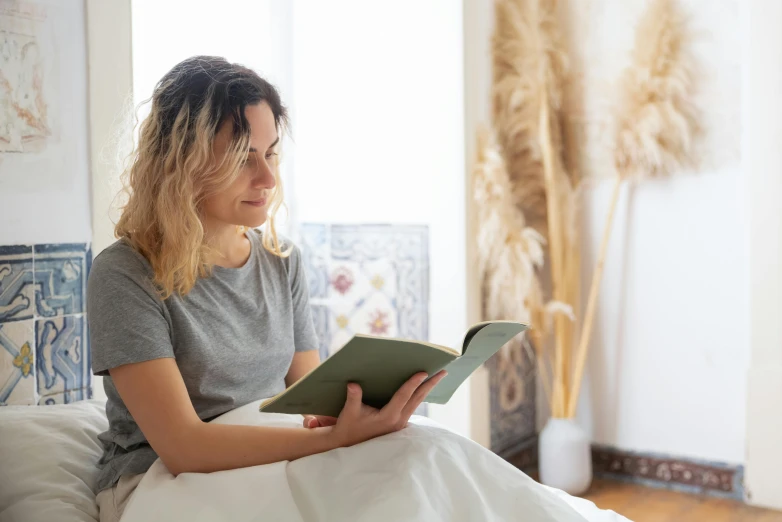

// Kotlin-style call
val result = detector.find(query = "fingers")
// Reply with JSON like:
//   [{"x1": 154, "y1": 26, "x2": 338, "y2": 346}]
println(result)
[
  {"x1": 304, "y1": 415, "x2": 338, "y2": 429},
  {"x1": 383, "y1": 372, "x2": 429, "y2": 414},
  {"x1": 341, "y1": 382, "x2": 363, "y2": 419},
  {"x1": 314, "y1": 415, "x2": 338, "y2": 427},
  {"x1": 400, "y1": 370, "x2": 447, "y2": 420}
]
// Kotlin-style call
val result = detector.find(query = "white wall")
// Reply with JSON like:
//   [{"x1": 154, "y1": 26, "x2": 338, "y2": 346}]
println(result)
[
  {"x1": 87, "y1": 0, "x2": 134, "y2": 401},
  {"x1": 290, "y1": 0, "x2": 470, "y2": 437},
  {"x1": 131, "y1": 0, "x2": 281, "y2": 108},
  {"x1": 570, "y1": 0, "x2": 748, "y2": 465},
  {"x1": 130, "y1": 0, "x2": 294, "y2": 234},
  {"x1": 743, "y1": 0, "x2": 782, "y2": 509},
  {"x1": 463, "y1": 0, "x2": 496, "y2": 448},
  {"x1": 0, "y1": 0, "x2": 91, "y2": 245}
]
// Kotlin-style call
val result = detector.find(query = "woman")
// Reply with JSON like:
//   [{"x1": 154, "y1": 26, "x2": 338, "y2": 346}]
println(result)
[{"x1": 87, "y1": 55, "x2": 446, "y2": 522}]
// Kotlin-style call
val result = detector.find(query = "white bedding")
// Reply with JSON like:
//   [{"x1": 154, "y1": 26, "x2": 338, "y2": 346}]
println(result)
[
  {"x1": 0, "y1": 400, "x2": 108, "y2": 522},
  {"x1": 122, "y1": 401, "x2": 630, "y2": 522}
]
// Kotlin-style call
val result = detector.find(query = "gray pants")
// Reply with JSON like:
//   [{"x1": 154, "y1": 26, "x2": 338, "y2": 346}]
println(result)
[{"x1": 96, "y1": 473, "x2": 144, "y2": 522}]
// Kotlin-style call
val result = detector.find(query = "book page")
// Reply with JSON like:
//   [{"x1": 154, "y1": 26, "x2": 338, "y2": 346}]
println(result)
[{"x1": 424, "y1": 322, "x2": 528, "y2": 404}]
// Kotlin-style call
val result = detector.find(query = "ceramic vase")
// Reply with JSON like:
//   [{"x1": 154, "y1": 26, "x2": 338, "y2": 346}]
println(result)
[{"x1": 538, "y1": 417, "x2": 592, "y2": 495}]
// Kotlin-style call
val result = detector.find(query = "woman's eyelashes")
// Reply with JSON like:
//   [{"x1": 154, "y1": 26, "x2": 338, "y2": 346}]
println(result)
[{"x1": 241, "y1": 151, "x2": 276, "y2": 168}]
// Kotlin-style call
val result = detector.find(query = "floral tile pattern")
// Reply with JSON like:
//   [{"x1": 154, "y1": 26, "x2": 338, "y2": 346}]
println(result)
[
  {"x1": 487, "y1": 338, "x2": 537, "y2": 456},
  {"x1": 300, "y1": 224, "x2": 429, "y2": 415},
  {"x1": 0, "y1": 243, "x2": 91, "y2": 406},
  {"x1": 0, "y1": 320, "x2": 36, "y2": 405},
  {"x1": 300, "y1": 224, "x2": 429, "y2": 360}
]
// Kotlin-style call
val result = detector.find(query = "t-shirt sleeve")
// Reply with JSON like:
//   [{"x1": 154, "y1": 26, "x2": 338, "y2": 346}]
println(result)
[
  {"x1": 87, "y1": 250, "x2": 175, "y2": 376},
  {"x1": 287, "y1": 243, "x2": 320, "y2": 353}
]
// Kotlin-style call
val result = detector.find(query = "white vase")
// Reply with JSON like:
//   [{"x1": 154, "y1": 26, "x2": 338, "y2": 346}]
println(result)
[{"x1": 538, "y1": 418, "x2": 592, "y2": 495}]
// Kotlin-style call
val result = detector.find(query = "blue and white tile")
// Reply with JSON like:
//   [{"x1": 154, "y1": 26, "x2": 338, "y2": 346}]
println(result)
[
  {"x1": 36, "y1": 313, "x2": 90, "y2": 400},
  {"x1": 300, "y1": 224, "x2": 430, "y2": 351},
  {"x1": 348, "y1": 292, "x2": 399, "y2": 338},
  {"x1": 310, "y1": 304, "x2": 331, "y2": 362},
  {"x1": 300, "y1": 223, "x2": 430, "y2": 416},
  {"x1": 33, "y1": 243, "x2": 91, "y2": 317},
  {"x1": 300, "y1": 224, "x2": 330, "y2": 299},
  {"x1": 0, "y1": 245, "x2": 35, "y2": 322},
  {"x1": 328, "y1": 224, "x2": 429, "y2": 342},
  {"x1": 0, "y1": 320, "x2": 36, "y2": 405},
  {"x1": 38, "y1": 387, "x2": 88, "y2": 405}
]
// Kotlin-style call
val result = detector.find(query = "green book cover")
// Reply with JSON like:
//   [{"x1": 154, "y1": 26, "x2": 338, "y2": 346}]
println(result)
[{"x1": 259, "y1": 320, "x2": 528, "y2": 417}]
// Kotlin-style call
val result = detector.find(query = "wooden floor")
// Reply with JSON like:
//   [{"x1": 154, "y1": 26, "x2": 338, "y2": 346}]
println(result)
[{"x1": 582, "y1": 479, "x2": 782, "y2": 522}]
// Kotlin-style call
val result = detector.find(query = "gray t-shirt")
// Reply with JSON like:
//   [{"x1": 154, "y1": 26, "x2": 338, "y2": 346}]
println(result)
[{"x1": 87, "y1": 230, "x2": 319, "y2": 492}]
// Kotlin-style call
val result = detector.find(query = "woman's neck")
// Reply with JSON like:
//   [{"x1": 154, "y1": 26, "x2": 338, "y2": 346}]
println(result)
[{"x1": 204, "y1": 222, "x2": 251, "y2": 269}]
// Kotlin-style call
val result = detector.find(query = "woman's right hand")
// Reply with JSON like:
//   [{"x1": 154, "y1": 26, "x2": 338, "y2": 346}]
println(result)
[{"x1": 327, "y1": 370, "x2": 448, "y2": 448}]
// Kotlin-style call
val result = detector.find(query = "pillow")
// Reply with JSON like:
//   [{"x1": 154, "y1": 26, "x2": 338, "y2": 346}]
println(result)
[{"x1": 0, "y1": 400, "x2": 108, "y2": 522}]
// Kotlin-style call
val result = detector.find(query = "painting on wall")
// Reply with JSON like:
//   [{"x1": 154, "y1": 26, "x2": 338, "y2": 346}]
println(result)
[
  {"x1": 0, "y1": 0, "x2": 88, "y2": 200},
  {"x1": 0, "y1": 0, "x2": 90, "y2": 246},
  {"x1": 299, "y1": 223, "x2": 429, "y2": 415},
  {"x1": 0, "y1": 1, "x2": 55, "y2": 154}
]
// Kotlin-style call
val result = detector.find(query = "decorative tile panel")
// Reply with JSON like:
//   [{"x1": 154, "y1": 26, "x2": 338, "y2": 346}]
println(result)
[
  {"x1": 0, "y1": 242, "x2": 92, "y2": 406},
  {"x1": 301, "y1": 223, "x2": 429, "y2": 359},
  {"x1": 300, "y1": 224, "x2": 429, "y2": 415},
  {"x1": 488, "y1": 337, "x2": 536, "y2": 456},
  {"x1": 300, "y1": 224, "x2": 330, "y2": 299},
  {"x1": 309, "y1": 304, "x2": 331, "y2": 360},
  {"x1": 36, "y1": 313, "x2": 89, "y2": 403},
  {"x1": 33, "y1": 243, "x2": 91, "y2": 317},
  {"x1": 0, "y1": 245, "x2": 35, "y2": 322},
  {"x1": 38, "y1": 387, "x2": 89, "y2": 406},
  {"x1": 0, "y1": 319, "x2": 36, "y2": 405}
]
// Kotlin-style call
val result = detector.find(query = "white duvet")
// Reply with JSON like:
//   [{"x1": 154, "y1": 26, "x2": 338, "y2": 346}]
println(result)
[{"x1": 121, "y1": 400, "x2": 630, "y2": 522}]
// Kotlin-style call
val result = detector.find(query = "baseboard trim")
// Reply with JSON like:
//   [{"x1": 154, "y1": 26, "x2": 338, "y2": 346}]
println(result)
[
  {"x1": 504, "y1": 441, "x2": 745, "y2": 501},
  {"x1": 591, "y1": 445, "x2": 745, "y2": 501}
]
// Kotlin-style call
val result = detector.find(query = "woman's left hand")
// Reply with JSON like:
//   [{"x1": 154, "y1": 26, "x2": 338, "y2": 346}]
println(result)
[{"x1": 303, "y1": 415, "x2": 338, "y2": 429}]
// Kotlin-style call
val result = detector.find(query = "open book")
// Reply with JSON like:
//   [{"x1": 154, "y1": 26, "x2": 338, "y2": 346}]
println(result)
[{"x1": 259, "y1": 320, "x2": 528, "y2": 417}]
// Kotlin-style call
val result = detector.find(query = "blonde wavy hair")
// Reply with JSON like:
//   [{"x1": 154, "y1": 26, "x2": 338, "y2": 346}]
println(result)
[{"x1": 115, "y1": 56, "x2": 290, "y2": 299}]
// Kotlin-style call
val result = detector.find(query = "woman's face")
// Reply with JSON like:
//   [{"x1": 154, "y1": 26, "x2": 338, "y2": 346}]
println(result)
[{"x1": 203, "y1": 102, "x2": 279, "y2": 230}]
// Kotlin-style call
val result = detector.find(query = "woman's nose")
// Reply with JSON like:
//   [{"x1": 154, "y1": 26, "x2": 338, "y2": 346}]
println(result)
[{"x1": 251, "y1": 161, "x2": 276, "y2": 189}]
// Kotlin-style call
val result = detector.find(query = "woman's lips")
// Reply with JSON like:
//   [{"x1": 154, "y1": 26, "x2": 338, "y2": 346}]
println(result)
[{"x1": 243, "y1": 198, "x2": 266, "y2": 207}]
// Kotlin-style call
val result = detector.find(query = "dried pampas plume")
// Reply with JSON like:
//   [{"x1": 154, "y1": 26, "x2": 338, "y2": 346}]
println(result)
[
  {"x1": 473, "y1": 126, "x2": 581, "y2": 406},
  {"x1": 473, "y1": 126, "x2": 550, "y2": 383},
  {"x1": 491, "y1": 0, "x2": 569, "y2": 234},
  {"x1": 489, "y1": 0, "x2": 579, "y2": 418},
  {"x1": 614, "y1": 0, "x2": 699, "y2": 179},
  {"x1": 474, "y1": 126, "x2": 545, "y2": 338},
  {"x1": 568, "y1": 0, "x2": 699, "y2": 417}
]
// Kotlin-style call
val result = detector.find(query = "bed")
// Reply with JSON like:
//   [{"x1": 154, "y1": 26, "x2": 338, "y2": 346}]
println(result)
[{"x1": 0, "y1": 399, "x2": 631, "y2": 522}]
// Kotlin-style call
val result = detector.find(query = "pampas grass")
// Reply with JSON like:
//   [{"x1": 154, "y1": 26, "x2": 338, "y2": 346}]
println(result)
[
  {"x1": 489, "y1": 0, "x2": 578, "y2": 418},
  {"x1": 567, "y1": 0, "x2": 699, "y2": 417},
  {"x1": 484, "y1": 0, "x2": 698, "y2": 420},
  {"x1": 473, "y1": 127, "x2": 552, "y2": 398},
  {"x1": 492, "y1": 0, "x2": 569, "y2": 235}
]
